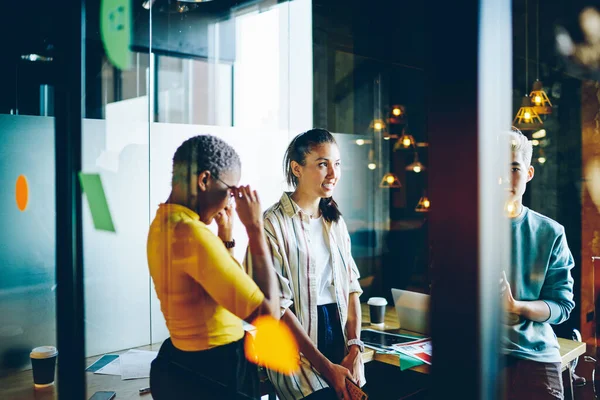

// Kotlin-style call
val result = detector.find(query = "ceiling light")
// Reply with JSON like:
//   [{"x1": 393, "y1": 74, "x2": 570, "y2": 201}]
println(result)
[{"x1": 379, "y1": 173, "x2": 401, "y2": 188}]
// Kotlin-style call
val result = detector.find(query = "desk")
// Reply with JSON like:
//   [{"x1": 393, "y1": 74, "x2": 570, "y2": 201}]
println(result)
[
  {"x1": 0, "y1": 343, "x2": 161, "y2": 400},
  {"x1": 360, "y1": 303, "x2": 430, "y2": 374},
  {"x1": 0, "y1": 307, "x2": 587, "y2": 400},
  {"x1": 360, "y1": 304, "x2": 587, "y2": 398}
]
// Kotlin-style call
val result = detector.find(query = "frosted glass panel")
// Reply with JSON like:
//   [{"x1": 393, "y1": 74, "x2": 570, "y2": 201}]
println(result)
[
  {"x1": 82, "y1": 115, "x2": 151, "y2": 356},
  {"x1": 0, "y1": 115, "x2": 154, "y2": 361},
  {"x1": 0, "y1": 115, "x2": 56, "y2": 374}
]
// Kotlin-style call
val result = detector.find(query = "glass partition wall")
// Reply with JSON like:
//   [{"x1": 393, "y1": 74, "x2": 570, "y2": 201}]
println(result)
[{"x1": 0, "y1": 1, "x2": 556, "y2": 399}]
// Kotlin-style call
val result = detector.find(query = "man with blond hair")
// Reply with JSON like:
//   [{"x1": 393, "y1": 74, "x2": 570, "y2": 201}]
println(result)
[{"x1": 500, "y1": 127, "x2": 575, "y2": 399}]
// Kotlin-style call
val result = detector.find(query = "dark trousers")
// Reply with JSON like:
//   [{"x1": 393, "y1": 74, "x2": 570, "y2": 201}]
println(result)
[
  {"x1": 504, "y1": 357, "x2": 563, "y2": 400},
  {"x1": 305, "y1": 303, "x2": 346, "y2": 400},
  {"x1": 150, "y1": 337, "x2": 259, "y2": 400}
]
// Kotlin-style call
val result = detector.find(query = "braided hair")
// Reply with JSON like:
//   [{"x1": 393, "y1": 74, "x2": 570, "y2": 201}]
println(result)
[{"x1": 171, "y1": 135, "x2": 241, "y2": 187}]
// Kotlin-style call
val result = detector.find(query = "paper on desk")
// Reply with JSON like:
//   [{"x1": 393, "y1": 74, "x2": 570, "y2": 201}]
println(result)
[
  {"x1": 393, "y1": 338, "x2": 432, "y2": 365},
  {"x1": 87, "y1": 354, "x2": 119, "y2": 372},
  {"x1": 363, "y1": 344, "x2": 425, "y2": 371},
  {"x1": 95, "y1": 357, "x2": 121, "y2": 376},
  {"x1": 120, "y1": 349, "x2": 158, "y2": 380}
]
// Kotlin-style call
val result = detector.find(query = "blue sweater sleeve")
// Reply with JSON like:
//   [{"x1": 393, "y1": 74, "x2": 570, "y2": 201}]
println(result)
[{"x1": 539, "y1": 231, "x2": 575, "y2": 325}]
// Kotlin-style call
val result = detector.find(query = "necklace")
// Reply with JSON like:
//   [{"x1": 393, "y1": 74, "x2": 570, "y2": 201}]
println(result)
[{"x1": 302, "y1": 209, "x2": 320, "y2": 219}]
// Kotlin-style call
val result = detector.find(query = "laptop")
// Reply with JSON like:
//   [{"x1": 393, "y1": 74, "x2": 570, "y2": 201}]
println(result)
[{"x1": 391, "y1": 288, "x2": 431, "y2": 335}]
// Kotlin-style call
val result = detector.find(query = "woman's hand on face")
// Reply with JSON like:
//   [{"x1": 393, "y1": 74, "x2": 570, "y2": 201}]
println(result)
[
  {"x1": 233, "y1": 186, "x2": 263, "y2": 232},
  {"x1": 214, "y1": 205, "x2": 234, "y2": 241}
]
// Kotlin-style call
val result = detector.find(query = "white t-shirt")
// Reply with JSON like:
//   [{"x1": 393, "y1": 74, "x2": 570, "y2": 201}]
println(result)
[{"x1": 309, "y1": 216, "x2": 336, "y2": 305}]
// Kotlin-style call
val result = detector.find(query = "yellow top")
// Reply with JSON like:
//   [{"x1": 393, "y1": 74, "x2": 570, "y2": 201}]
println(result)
[{"x1": 147, "y1": 203, "x2": 264, "y2": 351}]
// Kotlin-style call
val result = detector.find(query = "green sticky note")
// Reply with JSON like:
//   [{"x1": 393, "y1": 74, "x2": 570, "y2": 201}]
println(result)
[
  {"x1": 101, "y1": 0, "x2": 132, "y2": 70},
  {"x1": 78, "y1": 173, "x2": 116, "y2": 232},
  {"x1": 395, "y1": 332, "x2": 427, "y2": 371},
  {"x1": 398, "y1": 353, "x2": 425, "y2": 371}
]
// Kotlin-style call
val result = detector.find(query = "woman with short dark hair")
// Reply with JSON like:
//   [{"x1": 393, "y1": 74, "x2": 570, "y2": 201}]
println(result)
[{"x1": 148, "y1": 134, "x2": 280, "y2": 399}]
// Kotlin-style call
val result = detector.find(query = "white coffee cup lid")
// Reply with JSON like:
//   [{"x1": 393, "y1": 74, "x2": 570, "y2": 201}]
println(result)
[
  {"x1": 367, "y1": 297, "x2": 388, "y2": 306},
  {"x1": 30, "y1": 346, "x2": 58, "y2": 359}
]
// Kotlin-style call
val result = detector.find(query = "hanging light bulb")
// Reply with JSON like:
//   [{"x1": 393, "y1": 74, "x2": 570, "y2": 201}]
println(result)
[
  {"x1": 513, "y1": 96, "x2": 543, "y2": 131},
  {"x1": 529, "y1": 3, "x2": 552, "y2": 115},
  {"x1": 394, "y1": 130, "x2": 415, "y2": 151},
  {"x1": 389, "y1": 105, "x2": 406, "y2": 124},
  {"x1": 379, "y1": 173, "x2": 401, "y2": 188},
  {"x1": 529, "y1": 81, "x2": 553, "y2": 115},
  {"x1": 356, "y1": 139, "x2": 365, "y2": 146},
  {"x1": 371, "y1": 119, "x2": 386, "y2": 131},
  {"x1": 515, "y1": 2, "x2": 547, "y2": 129},
  {"x1": 367, "y1": 149, "x2": 377, "y2": 171},
  {"x1": 537, "y1": 149, "x2": 546, "y2": 164},
  {"x1": 406, "y1": 152, "x2": 426, "y2": 173},
  {"x1": 415, "y1": 195, "x2": 431, "y2": 212}
]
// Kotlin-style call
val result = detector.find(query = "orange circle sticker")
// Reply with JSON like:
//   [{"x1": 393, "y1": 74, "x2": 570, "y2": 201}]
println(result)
[{"x1": 15, "y1": 175, "x2": 29, "y2": 211}]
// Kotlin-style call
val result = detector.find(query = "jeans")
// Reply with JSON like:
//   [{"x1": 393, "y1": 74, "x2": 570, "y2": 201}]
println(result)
[
  {"x1": 305, "y1": 303, "x2": 346, "y2": 400},
  {"x1": 504, "y1": 357, "x2": 563, "y2": 399},
  {"x1": 150, "y1": 337, "x2": 259, "y2": 400}
]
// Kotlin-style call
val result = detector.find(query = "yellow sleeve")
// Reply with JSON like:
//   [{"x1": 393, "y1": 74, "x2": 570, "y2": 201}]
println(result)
[{"x1": 179, "y1": 223, "x2": 265, "y2": 320}]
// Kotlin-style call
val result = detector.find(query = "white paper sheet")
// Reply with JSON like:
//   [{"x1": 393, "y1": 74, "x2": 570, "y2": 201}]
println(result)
[
  {"x1": 119, "y1": 349, "x2": 158, "y2": 380},
  {"x1": 95, "y1": 357, "x2": 122, "y2": 376}
]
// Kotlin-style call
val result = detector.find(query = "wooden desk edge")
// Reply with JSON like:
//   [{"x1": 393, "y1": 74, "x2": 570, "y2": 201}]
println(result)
[
  {"x1": 557, "y1": 338, "x2": 586, "y2": 371},
  {"x1": 362, "y1": 338, "x2": 585, "y2": 374}
]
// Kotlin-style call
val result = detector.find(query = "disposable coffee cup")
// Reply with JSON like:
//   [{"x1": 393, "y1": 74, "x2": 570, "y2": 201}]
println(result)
[
  {"x1": 30, "y1": 346, "x2": 58, "y2": 388},
  {"x1": 367, "y1": 297, "x2": 388, "y2": 325}
]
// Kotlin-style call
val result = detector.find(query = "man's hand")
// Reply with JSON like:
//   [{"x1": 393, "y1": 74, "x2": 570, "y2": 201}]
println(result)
[
  {"x1": 500, "y1": 271, "x2": 519, "y2": 314},
  {"x1": 501, "y1": 271, "x2": 523, "y2": 325},
  {"x1": 340, "y1": 346, "x2": 361, "y2": 384},
  {"x1": 501, "y1": 271, "x2": 552, "y2": 323}
]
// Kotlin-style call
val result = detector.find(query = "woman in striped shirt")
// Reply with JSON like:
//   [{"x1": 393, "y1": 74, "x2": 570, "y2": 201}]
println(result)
[{"x1": 247, "y1": 129, "x2": 365, "y2": 400}]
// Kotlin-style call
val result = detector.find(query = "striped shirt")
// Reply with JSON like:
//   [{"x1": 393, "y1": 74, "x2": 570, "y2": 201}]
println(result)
[{"x1": 245, "y1": 192, "x2": 364, "y2": 399}]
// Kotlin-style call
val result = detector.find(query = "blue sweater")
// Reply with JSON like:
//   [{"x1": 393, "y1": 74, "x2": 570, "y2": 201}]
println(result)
[{"x1": 503, "y1": 207, "x2": 575, "y2": 363}]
